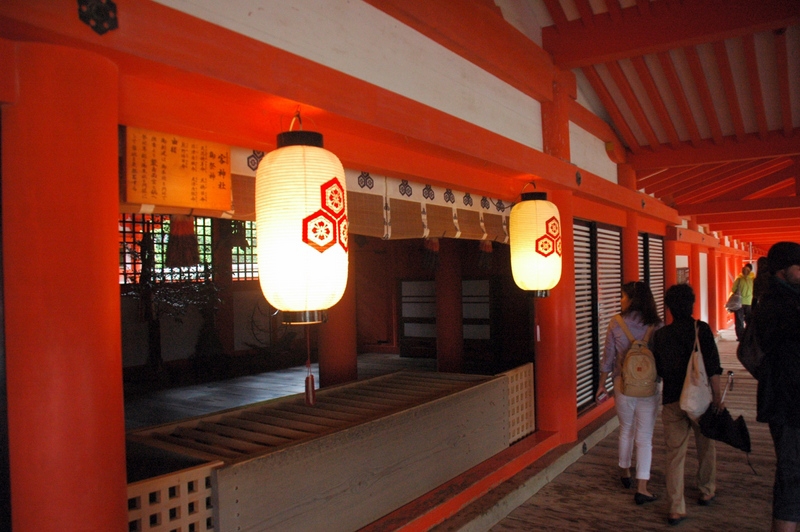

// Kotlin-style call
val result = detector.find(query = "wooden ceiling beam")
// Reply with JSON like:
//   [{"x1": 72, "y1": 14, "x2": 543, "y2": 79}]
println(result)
[
  {"x1": 543, "y1": 0, "x2": 569, "y2": 27},
  {"x1": 631, "y1": 56, "x2": 681, "y2": 149},
  {"x1": 684, "y1": 46, "x2": 724, "y2": 145},
  {"x1": 650, "y1": 161, "x2": 755, "y2": 197},
  {"x1": 658, "y1": 51, "x2": 703, "y2": 147},
  {"x1": 605, "y1": 0, "x2": 623, "y2": 22},
  {"x1": 748, "y1": 179, "x2": 798, "y2": 199},
  {"x1": 713, "y1": 40, "x2": 747, "y2": 142},
  {"x1": 363, "y1": 0, "x2": 556, "y2": 103},
  {"x1": 542, "y1": 0, "x2": 800, "y2": 68},
  {"x1": 775, "y1": 30, "x2": 794, "y2": 137},
  {"x1": 568, "y1": 100, "x2": 626, "y2": 163},
  {"x1": 628, "y1": 129, "x2": 800, "y2": 169},
  {"x1": 582, "y1": 65, "x2": 643, "y2": 153},
  {"x1": 575, "y1": 0, "x2": 596, "y2": 27},
  {"x1": 638, "y1": 164, "x2": 703, "y2": 190},
  {"x1": 605, "y1": 61, "x2": 662, "y2": 150},
  {"x1": 709, "y1": 218, "x2": 800, "y2": 231},
  {"x1": 672, "y1": 158, "x2": 794, "y2": 204},
  {"x1": 743, "y1": 34, "x2": 769, "y2": 140},
  {"x1": 698, "y1": 208, "x2": 800, "y2": 224},
  {"x1": 714, "y1": 160, "x2": 798, "y2": 201},
  {"x1": 678, "y1": 196, "x2": 800, "y2": 216}
]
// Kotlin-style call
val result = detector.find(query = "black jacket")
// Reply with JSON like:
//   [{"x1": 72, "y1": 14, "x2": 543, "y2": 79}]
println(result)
[
  {"x1": 755, "y1": 276, "x2": 800, "y2": 426},
  {"x1": 653, "y1": 318, "x2": 722, "y2": 405}
]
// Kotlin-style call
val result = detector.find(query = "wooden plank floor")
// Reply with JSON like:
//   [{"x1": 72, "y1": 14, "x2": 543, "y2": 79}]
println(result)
[
  {"x1": 124, "y1": 353, "x2": 436, "y2": 430},
  {"x1": 488, "y1": 327, "x2": 775, "y2": 532}
]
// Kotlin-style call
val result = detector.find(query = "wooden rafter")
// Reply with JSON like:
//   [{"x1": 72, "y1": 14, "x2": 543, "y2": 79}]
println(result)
[
  {"x1": 747, "y1": 180, "x2": 798, "y2": 199},
  {"x1": 684, "y1": 46, "x2": 724, "y2": 145},
  {"x1": 541, "y1": 0, "x2": 800, "y2": 68},
  {"x1": 605, "y1": 61, "x2": 662, "y2": 150},
  {"x1": 582, "y1": 65, "x2": 643, "y2": 153},
  {"x1": 673, "y1": 158, "x2": 795, "y2": 204},
  {"x1": 605, "y1": 0, "x2": 623, "y2": 21},
  {"x1": 568, "y1": 100, "x2": 626, "y2": 162},
  {"x1": 697, "y1": 208, "x2": 800, "y2": 224},
  {"x1": 678, "y1": 196, "x2": 800, "y2": 216},
  {"x1": 649, "y1": 161, "x2": 754, "y2": 197},
  {"x1": 542, "y1": 0, "x2": 569, "y2": 27},
  {"x1": 630, "y1": 56, "x2": 682, "y2": 149},
  {"x1": 713, "y1": 40, "x2": 747, "y2": 142},
  {"x1": 628, "y1": 129, "x2": 800, "y2": 169},
  {"x1": 742, "y1": 34, "x2": 770, "y2": 140},
  {"x1": 638, "y1": 164, "x2": 703, "y2": 189},
  {"x1": 657, "y1": 51, "x2": 703, "y2": 147},
  {"x1": 714, "y1": 160, "x2": 798, "y2": 201},
  {"x1": 709, "y1": 218, "x2": 800, "y2": 231},
  {"x1": 574, "y1": 0, "x2": 595, "y2": 27},
  {"x1": 669, "y1": 159, "x2": 784, "y2": 200},
  {"x1": 775, "y1": 30, "x2": 793, "y2": 137}
]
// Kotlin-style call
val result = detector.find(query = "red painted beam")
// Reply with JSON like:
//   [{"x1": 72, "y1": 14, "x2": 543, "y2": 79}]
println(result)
[
  {"x1": 658, "y1": 51, "x2": 703, "y2": 147},
  {"x1": 631, "y1": 55, "x2": 681, "y2": 149},
  {"x1": 649, "y1": 161, "x2": 754, "y2": 198},
  {"x1": 684, "y1": 46, "x2": 724, "y2": 145},
  {"x1": 672, "y1": 158, "x2": 794, "y2": 204},
  {"x1": 0, "y1": 37, "x2": 16, "y2": 103},
  {"x1": 582, "y1": 65, "x2": 643, "y2": 153},
  {"x1": 743, "y1": 34, "x2": 769, "y2": 140},
  {"x1": 708, "y1": 218, "x2": 800, "y2": 231},
  {"x1": 605, "y1": 60, "x2": 662, "y2": 150},
  {"x1": 543, "y1": 0, "x2": 569, "y2": 27},
  {"x1": 775, "y1": 30, "x2": 794, "y2": 137},
  {"x1": 697, "y1": 208, "x2": 800, "y2": 224},
  {"x1": 629, "y1": 130, "x2": 800, "y2": 169},
  {"x1": 678, "y1": 196, "x2": 800, "y2": 216},
  {"x1": 714, "y1": 159, "x2": 798, "y2": 201},
  {"x1": 713, "y1": 40, "x2": 746, "y2": 142},
  {"x1": 542, "y1": 0, "x2": 800, "y2": 68},
  {"x1": 568, "y1": 100, "x2": 626, "y2": 163},
  {"x1": 363, "y1": 0, "x2": 555, "y2": 103}
]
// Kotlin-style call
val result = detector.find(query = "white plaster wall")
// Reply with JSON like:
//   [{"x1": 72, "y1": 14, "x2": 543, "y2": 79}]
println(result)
[
  {"x1": 153, "y1": 0, "x2": 543, "y2": 151},
  {"x1": 569, "y1": 122, "x2": 617, "y2": 182}
]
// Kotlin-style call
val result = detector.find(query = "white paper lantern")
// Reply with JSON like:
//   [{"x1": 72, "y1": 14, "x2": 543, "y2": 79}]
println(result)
[
  {"x1": 509, "y1": 192, "x2": 562, "y2": 296},
  {"x1": 256, "y1": 130, "x2": 348, "y2": 324}
]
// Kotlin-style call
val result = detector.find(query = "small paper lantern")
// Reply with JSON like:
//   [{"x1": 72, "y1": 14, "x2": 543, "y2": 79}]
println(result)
[
  {"x1": 256, "y1": 130, "x2": 348, "y2": 324},
  {"x1": 509, "y1": 192, "x2": 562, "y2": 297}
]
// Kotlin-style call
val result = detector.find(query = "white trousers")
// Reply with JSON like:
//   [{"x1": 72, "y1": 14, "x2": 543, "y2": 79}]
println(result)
[{"x1": 615, "y1": 392, "x2": 660, "y2": 480}]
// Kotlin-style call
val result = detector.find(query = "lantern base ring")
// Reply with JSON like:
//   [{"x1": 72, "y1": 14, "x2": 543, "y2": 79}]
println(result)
[
  {"x1": 282, "y1": 310, "x2": 328, "y2": 325},
  {"x1": 529, "y1": 290, "x2": 550, "y2": 298}
]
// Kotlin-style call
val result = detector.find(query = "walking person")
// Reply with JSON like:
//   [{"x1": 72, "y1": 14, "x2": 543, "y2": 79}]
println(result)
[
  {"x1": 596, "y1": 281, "x2": 662, "y2": 505},
  {"x1": 731, "y1": 263, "x2": 754, "y2": 340},
  {"x1": 752, "y1": 256, "x2": 771, "y2": 315},
  {"x1": 754, "y1": 242, "x2": 800, "y2": 532},
  {"x1": 652, "y1": 283, "x2": 724, "y2": 526}
]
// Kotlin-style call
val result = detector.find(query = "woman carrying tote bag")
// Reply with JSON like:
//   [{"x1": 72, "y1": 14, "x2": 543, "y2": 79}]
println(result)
[{"x1": 653, "y1": 284, "x2": 724, "y2": 526}]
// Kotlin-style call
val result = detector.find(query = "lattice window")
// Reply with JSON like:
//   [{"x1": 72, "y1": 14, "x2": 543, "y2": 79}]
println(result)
[
  {"x1": 119, "y1": 214, "x2": 213, "y2": 284},
  {"x1": 231, "y1": 220, "x2": 258, "y2": 281}
]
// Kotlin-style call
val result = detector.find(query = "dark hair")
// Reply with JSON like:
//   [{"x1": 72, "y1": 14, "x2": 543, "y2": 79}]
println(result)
[
  {"x1": 743, "y1": 263, "x2": 752, "y2": 270},
  {"x1": 664, "y1": 283, "x2": 695, "y2": 320},
  {"x1": 621, "y1": 281, "x2": 660, "y2": 325}
]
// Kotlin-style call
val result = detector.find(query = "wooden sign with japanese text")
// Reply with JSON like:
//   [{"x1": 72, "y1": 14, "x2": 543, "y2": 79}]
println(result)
[{"x1": 125, "y1": 127, "x2": 232, "y2": 211}]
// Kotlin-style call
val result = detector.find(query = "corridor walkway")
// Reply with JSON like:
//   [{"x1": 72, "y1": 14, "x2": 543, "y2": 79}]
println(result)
[{"x1": 437, "y1": 327, "x2": 775, "y2": 532}]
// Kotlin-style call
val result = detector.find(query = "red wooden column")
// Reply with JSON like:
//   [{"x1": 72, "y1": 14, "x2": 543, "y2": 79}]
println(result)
[
  {"x1": 318, "y1": 253, "x2": 358, "y2": 386},
  {"x1": 436, "y1": 239, "x2": 463, "y2": 373},
  {"x1": 707, "y1": 248, "x2": 719, "y2": 335},
  {"x1": 716, "y1": 252, "x2": 728, "y2": 331},
  {"x1": 664, "y1": 240, "x2": 678, "y2": 322},
  {"x1": 623, "y1": 211, "x2": 640, "y2": 282},
  {"x1": 3, "y1": 43, "x2": 127, "y2": 530},
  {"x1": 690, "y1": 244, "x2": 703, "y2": 319},
  {"x1": 534, "y1": 190, "x2": 577, "y2": 444},
  {"x1": 542, "y1": 70, "x2": 575, "y2": 162}
]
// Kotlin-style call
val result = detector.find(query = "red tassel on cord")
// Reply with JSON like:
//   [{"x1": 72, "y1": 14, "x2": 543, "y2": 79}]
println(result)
[{"x1": 304, "y1": 327, "x2": 316, "y2": 406}]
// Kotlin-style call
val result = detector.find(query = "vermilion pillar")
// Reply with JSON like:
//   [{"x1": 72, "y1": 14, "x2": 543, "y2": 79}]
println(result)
[
  {"x1": 690, "y1": 244, "x2": 703, "y2": 319},
  {"x1": 436, "y1": 239, "x2": 463, "y2": 373},
  {"x1": 664, "y1": 240, "x2": 677, "y2": 322},
  {"x1": 534, "y1": 190, "x2": 577, "y2": 444},
  {"x1": 318, "y1": 253, "x2": 358, "y2": 386},
  {"x1": 542, "y1": 70, "x2": 574, "y2": 162},
  {"x1": 623, "y1": 211, "x2": 640, "y2": 282},
  {"x1": 3, "y1": 43, "x2": 127, "y2": 530}
]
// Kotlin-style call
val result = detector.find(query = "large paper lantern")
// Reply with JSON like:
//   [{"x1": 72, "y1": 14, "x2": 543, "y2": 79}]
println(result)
[
  {"x1": 509, "y1": 192, "x2": 562, "y2": 297},
  {"x1": 256, "y1": 130, "x2": 348, "y2": 324}
]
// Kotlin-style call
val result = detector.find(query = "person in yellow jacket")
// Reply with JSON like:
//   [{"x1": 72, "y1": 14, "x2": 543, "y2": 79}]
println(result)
[{"x1": 731, "y1": 263, "x2": 754, "y2": 341}]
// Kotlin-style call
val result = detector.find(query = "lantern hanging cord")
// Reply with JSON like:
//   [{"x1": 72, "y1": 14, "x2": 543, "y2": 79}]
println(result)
[{"x1": 288, "y1": 108, "x2": 303, "y2": 132}]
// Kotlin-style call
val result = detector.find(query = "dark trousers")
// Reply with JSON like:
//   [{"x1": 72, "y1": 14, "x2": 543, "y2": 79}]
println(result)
[{"x1": 735, "y1": 304, "x2": 751, "y2": 340}]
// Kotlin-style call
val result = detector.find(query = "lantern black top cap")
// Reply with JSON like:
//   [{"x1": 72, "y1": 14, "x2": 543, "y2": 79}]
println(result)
[
  {"x1": 521, "y1": 192, "x2": 547, "y2": 202},
  {"x1": 277, "y1": 130, "x2": 324, "y2": 149}
]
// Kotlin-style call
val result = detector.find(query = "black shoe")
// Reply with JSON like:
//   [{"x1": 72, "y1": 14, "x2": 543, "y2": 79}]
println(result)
[
  {"x1": 668, "y1": 516, "x2": 687, "y2": 526},
  {"x1": 634, "y1": 492, "x2": 658, "y2": 505},
  {"x1": 698, "y1": 494, "x2": 716, "y2": 506},
  {"x1": 621, "y1": 476, "x2": 632, "y2": 489}
]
